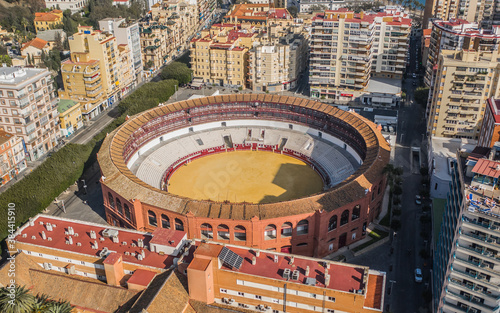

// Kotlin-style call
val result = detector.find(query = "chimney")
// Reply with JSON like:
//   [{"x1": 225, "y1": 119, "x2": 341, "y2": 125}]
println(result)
[
  {"x1": 325, "y1": 269, "x2": 329, "y2": 277},
  {"x1": 325, "y1": 262, "x2": 330, "y2": 269},
  {"x1": 256, "y1": 250, "x2": 260, "y2": 257},
  {"x1": 138, "y1": 238, "x2": 144, "y2": 248},
  {"x1": 274, "y1": 255, "x2": 278, "y2": 263},
  {"x1": 68, "y1": 236, "x2": 73, "y2": 245},
  {"x1": 29, "y1": 218, "x2": 34, "y2": 227},
  {"x1": 252, "y1": 256, "x2": 256, "y2": 265},
  {"x1": 305, "y1": 266, "x2": 310, "y2": 276},
  {"x1": 141, "y1": 250, "x2": 145, "y2": 259},
  {"x1": 289, "y1": 257, "x2": 294, "y2": 265},
  {"x1": 90, "y1": 230, "x2": 96, "y2": 239},
  {"x1": 68, "y1": 227, "x2": 74, "y2": 235},
  {"x1": 46, "y1": 223, "x2": 53, "y2": 231},
  {"x1": 112, "y1": 236, "x2": 119, "y2": 243},
  {"x1": 41, "y1": 231, "x2": 46, "y2": 240},
  {"x1": 325, "y1": 274, "x2": 330, "y2": 286},
  {"x1": 94, "y1": 240, "x2": 99, "y2": 249}
]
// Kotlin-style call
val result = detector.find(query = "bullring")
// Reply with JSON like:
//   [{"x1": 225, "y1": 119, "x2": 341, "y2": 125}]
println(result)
[{"x1": 97, "y1": 94, "x2": 390, "y2": 258}]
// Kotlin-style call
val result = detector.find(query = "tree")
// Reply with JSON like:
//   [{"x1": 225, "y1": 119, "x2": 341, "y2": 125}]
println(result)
[
  {"x1": 414, "y1": 86, "x2": 429, "y2": 108},
  {"x1": 0, "y1": 55, "x2": 12, "y2": 66},
  {"x1": 45, "y1": 300, "x2": 73, "y2": 313},
  {"x1": 54, "y1": 31, "x2": 63, "y2": 51},
  {"x1": 32, "y1": 294, "x2": 49, "y2": 313},
  {"x1": 287, "y1": 6, "x2": 298, "y2": 18},
  {"x1": 0, "y1": 285, "x2": 35, "y2": 313},
  {"x1": 309, "y1": 4, "x2": 327, "y2": 12},
  {"x1": 160, "y1": 61, "x2": 192, "y2": 84}
]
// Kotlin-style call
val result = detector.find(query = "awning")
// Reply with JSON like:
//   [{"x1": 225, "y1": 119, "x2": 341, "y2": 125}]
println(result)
[{"x1": 372, "y1": 97, "x2": 393, "y2": 104}]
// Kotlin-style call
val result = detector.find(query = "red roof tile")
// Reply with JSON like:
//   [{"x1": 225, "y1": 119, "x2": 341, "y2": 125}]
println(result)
[
  {"x1": 127, "y1": 269, "x2": 157, "y2": 286},
  {"x1": 21, "y1": 38, "x2": 48, "y2": 51},
  {"x1": 150, "y1": 227, "x2": 185, "y2": 247}
]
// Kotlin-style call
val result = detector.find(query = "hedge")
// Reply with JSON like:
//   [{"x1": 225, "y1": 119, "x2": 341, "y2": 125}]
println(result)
[{"x1": 0, "y1": 78, "x2": 178, "y2": 240}]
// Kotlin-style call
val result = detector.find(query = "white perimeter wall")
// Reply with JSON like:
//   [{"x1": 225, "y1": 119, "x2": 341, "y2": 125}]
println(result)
[{"x1": 127, "y1": 120, "x2": 364, "y2": 168}]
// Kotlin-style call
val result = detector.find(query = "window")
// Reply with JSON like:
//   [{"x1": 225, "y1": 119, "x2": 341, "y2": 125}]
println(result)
[
  {"x1": 217, "y1": 224, "x2": 230, "y2": 240},
  {"x1": 238, "y1": 292, "x2": 244, "y2": 296},
  {"x1": 175, "y1": 218, "x2": 184, "y2": 231},
  {"x1": 234, "y1": 225, "x2": 246, "y2": 241},
  {"x1": 264, "y1": 224, "x2": 277, "y2": 240},
  {"x1": 148, "y1": 210, "x2": 157, "y2": 227},
  {"x1": 255, "y1": 295, "x2": 262, "y2": 300},
  {"x1": 108, "y1": 192, "x2": 115, "y2": 208},
  {"x1": 328, "y1": 296, "x2": 336, "y2": 302},
  {"x1": 220, "y1": 288, "x2": 227, "y2": 293},
  {"x1": 201, "y1": 223, "x2": 213, "y2": 239},
  {"x1": 124, "y1": 204, "x2": 131, "y2": 221},
  {"x1": 328, "y1": 216, "x2": 337, "y2": 231},
  {"x1": 161, "y1": 214, "x2": 170, "y2": 228},
  {"x1": 297, "y1": 220, "x2": 309, "y2": 235},
  {"x1": 116, "y1": 198, "x2": 123, "y2": 215},
  {"x1": 281, "y1": 222, "x2": 292, "y2": 237},
  {"x1": 327, "y1": 310, "x2": 335, "y2": 313},
  {"x1": 340, "y1": 210, "x2": 349, "y2": 226},
  {"x1": 352, "y1": 205, "x2": 360, "y2": 221}
]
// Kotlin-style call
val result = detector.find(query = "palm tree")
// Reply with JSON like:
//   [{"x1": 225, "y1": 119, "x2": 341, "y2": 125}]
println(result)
[
  {"x1": 32, "y1": 294, "x2": 49, "y2": 313},
  {"x1": 45, "y1": 300, "x2": 73, "y2": 313},
  {"x1": 0, "y1": 285, "x2": 35, "y2": 313}
]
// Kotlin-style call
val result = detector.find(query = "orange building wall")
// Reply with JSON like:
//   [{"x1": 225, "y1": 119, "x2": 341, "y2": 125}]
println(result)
[{"x1": 187, "y1": 259, "x2": 215, "y2": 303}]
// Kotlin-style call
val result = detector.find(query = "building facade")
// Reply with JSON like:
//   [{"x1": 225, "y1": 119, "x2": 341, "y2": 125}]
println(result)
[
  {"x1": 426, "y1": 50, "x2": 500, "y2": 139},
  {"x1": 433, "y1": 152, "x2": 500, "y2": 313},
  {"x1": 478, "y1": 98, "x2": 500, "y2": 148},
  {"x1": 309, "y1": 9, "x2": 411, "y2": 103},
  {"x1": 190, "y1": 24, "x2": 257, "y2": 89},
  {"x1": 0, "y1": 130, "x2": 26, "y2": 185},
  {"x1": 44, "y1": 0, "x2": 88, "y2": 13},
  {"x1": 423, "y1": 0, "x2": 500, "y2": 29},
  {"x1": 57, "y1": 99, "x2": 82, "y2": 138},
  {"x1": 34, "y1": 10, "x2": 63, "y2": 33},
  {"x1": 98, "y1": 18, "x2": 144, "y2": 85},
  {"x1": 0, "y1": 66, "x2": 60, "y2": 160},
  {"x1": 21, "y1": 38, "x2": 50, "y2": 66}
]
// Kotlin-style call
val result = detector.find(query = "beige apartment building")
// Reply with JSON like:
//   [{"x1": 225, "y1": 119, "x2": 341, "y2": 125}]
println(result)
[
  {"x1": 141, "y1": 0, "x2": 199, "y2": 72},
  {"x1": 59, "y1": 55, "x2": 107, "y2": 120},
  {"x1": 427, "y1": 50, "x2": 500, "y2": 139},
  {"x1": 248, "y1": 34, "x2": 308, "y2": 92},
  {"x1": 68, "y1": 26, "x2": 127, "y2": 108},
  {"x1": 309, "y1": 9, "x2": 411, "y2": 104},
  {"x1": 190, "y1": 24, "x2": 257, "y2": 88},
  {"x1": 0, "y1": 66, "x2": 60, "y2": 160},
  {"x1": 424, "y1": 0, "x2": 500, "y2": 28}
]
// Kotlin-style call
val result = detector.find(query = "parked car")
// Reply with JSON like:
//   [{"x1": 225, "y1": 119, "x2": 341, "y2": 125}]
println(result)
[
  {"x1": 412, "y1": 73, "x2": 417, "y2": 78},
  {"x1": 414, "y1": 268, "x2": 423, "y2": 283},
  {"x1": 415, "y1": 195, "x2": 422, "y2": 205}
]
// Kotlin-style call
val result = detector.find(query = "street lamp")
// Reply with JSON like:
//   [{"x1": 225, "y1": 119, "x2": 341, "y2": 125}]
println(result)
[
  {"x1": 81, "y1": 179, "x2": 87, "y2": 195},
  {"x1": 55, "y1": 198, "x2": 66, "y2": 213}
]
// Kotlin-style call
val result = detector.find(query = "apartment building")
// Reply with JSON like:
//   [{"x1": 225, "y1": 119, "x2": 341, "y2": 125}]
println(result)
[
  {"x1": 59, "y1": 55, "x2": 107, "y2": 120},
  {"x1": 44, "y1": 0, "x2": 88, "y2": 13},
  {"x1": 190, "y1": 24, "x2": 257, "y2": 89},
  {"x1": 0, "y1": 66, "x2": 59, "y2": 160},
  {"x1": 0, "y1": 130, "x2": 26, "y2": 185},
  {"x1": 423, "y1": 0, "x2": 500, "y2": 29},
  {"x1": 433, "y1": 149, "x2": 500, "y2": 313},
  {"x1": 478, "y1": 98, "x2": 500, "y2": 148},
  {"x1": 197, "y1": 0, "x2": 217, "y2": 28},
  {"x1": 57, "y1": 99, "x2": 82, "y2": 138},
  {"x1": 188, "y1": 241, "x2": 385, "y2": 313},
  {"x1": 426, "y1": 50, "x2": 500, "y2": 139},
  {"x1": 68, "y1": 26, "x2": 130, "y2": 108},
  {"x1": 5, "y1": 214, "x2": 386, "y2": 313},
  {"x1": 34, "y1": 10, "x2": 63, "y2": 33},
  {"x1": 224, "y1": 4, "x2": 293, "y2": 28},
  {"x1": 248, "y1": 34, "x2": 308, "y2": 92},
  {"x1": 309, "y1": 9, "x2": 411, "y2": 104},
  {"x1": 424, "y1": 19, "x2": 500, "y2": 88},
  {"x1": 98, "y1": 18, "x2": 144, "y2": 85}
]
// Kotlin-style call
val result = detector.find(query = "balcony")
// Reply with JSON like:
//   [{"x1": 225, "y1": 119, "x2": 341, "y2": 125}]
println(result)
[
  {"x1": 446, "y1": 288, "x2": 498, "y2": 312},
  {"x1": 456, "y1": 244, "x2": 500, "y2": 263},
  {"x1": 454, "y1": 256, "x2": 500, "y2": 275}
]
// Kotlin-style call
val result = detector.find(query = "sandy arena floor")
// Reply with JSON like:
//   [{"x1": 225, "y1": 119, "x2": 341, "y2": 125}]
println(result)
[{"x1": 167, "y1": 150, "x2": 324, "y2": 204}]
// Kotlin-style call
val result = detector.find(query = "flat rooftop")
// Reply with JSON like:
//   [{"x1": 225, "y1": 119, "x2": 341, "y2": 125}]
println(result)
[
  {"x1": 365, "y1": 77, "x2": 402, "y2": 95},
  {"x1": 431, "y1": 137, "x2": 476, "y2": 182},
  {"x1": 14, "y1": 215, "x2": 183, "y2": 269},
  {"x1": 0, "y1": 66, "x2": 48, "y2": 86}
]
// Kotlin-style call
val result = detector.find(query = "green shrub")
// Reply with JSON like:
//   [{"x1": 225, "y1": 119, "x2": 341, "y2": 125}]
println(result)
[{"x1": 160, "y1": 62, "x2": 192, "y2": 84}]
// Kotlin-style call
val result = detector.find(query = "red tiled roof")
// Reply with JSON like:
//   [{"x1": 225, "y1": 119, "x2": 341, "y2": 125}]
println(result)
[
  {"x1": 488, "y1": 98, "x2": 500, "y2": 123},
  {"x1": 21, "y1": 38, "x2": 48, "y2": 51},
  {"x1": 127, "y1": 269, "x2": 157, "y2": 286},
  {"x1": 472, "y1": 159, "x2": 500, "y2": 178},
  {"x1": 34, "y1": 13, "x2": 61, "y2": 22},
  {"x1": 364, "y1": 274, "x2": 384, "y2": 309},
  {"x1": 103, "y1": 252, "x2": 121, "y2": 265},
  {"x1": 188, "y1": 257, "x2": 212, "y2": 271},
  {"x1": 15, "y1": 215, "x2": 182, "y2": 269},
  {"x1": 216, "y1": 244, "x2": 366, "y2": 293}
]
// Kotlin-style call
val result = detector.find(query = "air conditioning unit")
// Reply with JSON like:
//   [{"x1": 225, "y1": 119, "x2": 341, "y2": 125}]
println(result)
[
  {"x1": 292, "y1": 270, "x2": 300, "y2": 280},
  {"x1": 102, "y1": 229, "x2": 119, "y2": 238},
  {"x1": 99, "y1": 247, "x2": 109, "y2": 258},
  {"x1": 283, "y1": 268, "x2": 291, "y2": 279}
]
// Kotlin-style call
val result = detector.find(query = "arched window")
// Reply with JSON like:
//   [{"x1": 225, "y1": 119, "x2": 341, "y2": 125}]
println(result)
[
  {"x1": 352, "y1": 205, "x2": 360, "y2": 221},
  {"x1": 297, "y1": 220, "x2": 309, "y2": 235},
  {"x1": 148, "y1": 210, "x2": 157, "y2": 227},
  {"x1": 116, "y1": 198, "x2": 123, "y2": 215},
  {"x1": 281, "y1": 222, "x2": 293, "y2": 238},
  {"x1": 124, "y1": 204, "x2": 131, "y2": 221},
  {"x1": 340, "y1": 210, "x2": 349, "y2": 226},
  {"x1": 161, "y1": 214, "x2": 170, "y2": 229},
  {"x1": 328, "y1": 215, "x2": 337, "y2": 232},
  {"x1": 217, "y1": 224, "x2": 230, "y2": 240},
  {"x1": 175, "y1": 218, "x2": 184, "y2": 231},
  {"x1": 264, "y1": 224, "x2": 277, "y2": 240},
  {"x1": 201, "y1": 223, "x2": 213, "y2": 239},
  {"x1": 234, "y1": 225, "x2": 246, "y2": 241},
  {"x1": 296, "y1": 242, "x2": 308, "y2": 247},
  {"x1": 108, "y1": 192, "x2": 115, "y2": 209}
]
